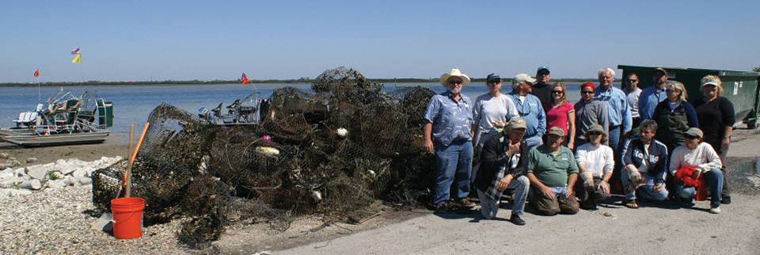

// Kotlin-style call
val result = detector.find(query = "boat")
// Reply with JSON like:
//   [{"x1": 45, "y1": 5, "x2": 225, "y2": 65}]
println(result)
[
  {"x1": 198, "y1": 91, "x2": 267, "y2": 126},
  {"x1": 0, "y1": 89, "x2": 114, "y2": 147}
]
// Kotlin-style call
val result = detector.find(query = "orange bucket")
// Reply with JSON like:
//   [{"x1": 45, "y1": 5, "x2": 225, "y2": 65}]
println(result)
[{"x1": 111, "y1": 197, "x2": 145, "y2": 239}]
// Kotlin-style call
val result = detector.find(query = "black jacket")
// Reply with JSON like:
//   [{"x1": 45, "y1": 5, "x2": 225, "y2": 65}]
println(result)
[{"x1": 475, "y1": 135, "x2": 529, "y2": 192}]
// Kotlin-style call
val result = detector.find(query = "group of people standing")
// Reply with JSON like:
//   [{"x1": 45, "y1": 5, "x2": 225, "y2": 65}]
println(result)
[{"x1": 424, "y1": 67, "x2": 735, "y2": 226}]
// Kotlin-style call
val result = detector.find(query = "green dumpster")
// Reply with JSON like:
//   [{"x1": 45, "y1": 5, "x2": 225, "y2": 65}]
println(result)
[{"x1": 617, "y1": 65, "x2": 760, "y2": 128}]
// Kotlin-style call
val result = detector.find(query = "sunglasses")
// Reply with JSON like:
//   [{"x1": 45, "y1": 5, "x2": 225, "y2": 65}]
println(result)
[
  {"x1": 581, "y1": 91, "x2": 594, "y2": 94},
  {"x1": 666, "y1": 89, "x2": 679, "y2": 93},
  {"x1": 552, "y1": 90, "x2": 564, "y2": 94},
  {"x1": 448, "y1": 80, "x2": 463, "y2": 85},
  {"x1": 627, "y1": 79, "x2": 638, "y2": 82}
]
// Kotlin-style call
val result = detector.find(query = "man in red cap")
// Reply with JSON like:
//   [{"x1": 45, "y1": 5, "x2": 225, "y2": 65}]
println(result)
[{"x1": 574, "y1": 83, "x2": 610, "y2": 146}]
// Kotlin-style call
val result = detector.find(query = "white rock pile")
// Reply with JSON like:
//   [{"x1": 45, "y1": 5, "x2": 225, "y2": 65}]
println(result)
[{"x1": 0, "y1": 156, "x2": 122, "y2": 196}]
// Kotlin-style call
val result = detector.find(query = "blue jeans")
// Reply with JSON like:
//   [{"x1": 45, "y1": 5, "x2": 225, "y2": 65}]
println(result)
[
  {"x1": 621, "y1": 171, "x2": 669, "y2": 201},
  {"x1": 608, "y1": 125, "x2": 622, "y2": 151},
  {"x1": 434, "y1": 140, "x2": 473, "y2": 204},
  {"x1": 675, "y1": 168, "x2": 724, "y2": 208},
  {"x1": 525, "y1": 135, "x2": 543, "y2": 152},
  {"x1": 476, "y1": 175, "x2": 530, "y2": 218}
]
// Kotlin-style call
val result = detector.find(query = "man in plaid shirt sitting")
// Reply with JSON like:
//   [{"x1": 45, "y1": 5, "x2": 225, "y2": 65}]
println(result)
[{"x1": 474, "y1": 118, "x2": 530, "y2": 225}]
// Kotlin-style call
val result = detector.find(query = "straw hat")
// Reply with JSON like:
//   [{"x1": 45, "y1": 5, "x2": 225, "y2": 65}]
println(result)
[{"x1": 439, "y1": 68, "x2": 471, "y2": 86}]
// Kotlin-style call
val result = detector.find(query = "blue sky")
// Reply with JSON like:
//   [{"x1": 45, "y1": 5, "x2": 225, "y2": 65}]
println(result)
[{"x1": 1, "y1": 0, "x2": 759, "y2": 82}]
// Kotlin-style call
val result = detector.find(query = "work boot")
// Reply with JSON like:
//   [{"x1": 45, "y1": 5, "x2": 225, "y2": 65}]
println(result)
[
  {"x1": 457, "y1": 198, "x2": 477, "y2": 208},
  {"x1": 510, "y1": 213, "x2": 525, "y2": 226},
  {"x1": 433, "y1": 202, "x2": 447, "y2": 213}
]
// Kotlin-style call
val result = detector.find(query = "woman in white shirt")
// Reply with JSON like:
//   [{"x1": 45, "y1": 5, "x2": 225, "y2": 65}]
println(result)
[
  {"x1": 669, "y1": 127, "x2": 724, "y2": 214},
  {"x1": 472, "y1": 73, "x2": 519, "y2": 157},
  {"x1": 574, "y1": 124, "x2": 614, "y2": 209}
]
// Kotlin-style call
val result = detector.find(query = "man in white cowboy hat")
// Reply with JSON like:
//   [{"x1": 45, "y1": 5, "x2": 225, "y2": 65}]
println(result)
[
  {"x1": 508, "y1": 73, "x2": 546, "y2": 151},
  {"x1": 424, "y1": 68, "x2": 476, "y2": 212}
]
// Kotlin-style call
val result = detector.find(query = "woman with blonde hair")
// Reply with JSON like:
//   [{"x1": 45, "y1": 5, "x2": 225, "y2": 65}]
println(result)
[
  {"x1": 543, "y1": 83, "x2": 576, "y2": 149},
  {"x1": 693, "y1": 75, "x2": 734, "y2": 204},
  {"x1": 651, "y1": 81, "x2": 699, "y2": 153}
]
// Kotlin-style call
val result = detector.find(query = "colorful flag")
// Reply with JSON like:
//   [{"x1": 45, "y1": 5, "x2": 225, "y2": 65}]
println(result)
[
  {"x1": 34, "y1": 69, "x2": 40, "y2": 77},
  {"x1": 241, "y1": 73, "x2": 250, "y2": 85},
  {"x1": 72, "y1": 54, "x2": 82, "y2": 63},
  {"x1": 71, "y1": 48, "x2": 80, "y2": 55}
]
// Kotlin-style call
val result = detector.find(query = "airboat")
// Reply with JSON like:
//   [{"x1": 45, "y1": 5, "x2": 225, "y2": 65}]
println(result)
[
  {"x1": 0, "y1": 89, "x2": 114, "y2": 147},
  {"x1": 198, "y1": 90, "x2": 267, "y2": 125}
]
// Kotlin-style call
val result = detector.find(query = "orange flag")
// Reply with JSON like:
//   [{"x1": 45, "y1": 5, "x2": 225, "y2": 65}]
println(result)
[
  {"x1": 34, "y1": 69, "x2": 40, "y2": 77},
  {"x1": 241, "y1": 73, "x2": 250, "y2": 85}
]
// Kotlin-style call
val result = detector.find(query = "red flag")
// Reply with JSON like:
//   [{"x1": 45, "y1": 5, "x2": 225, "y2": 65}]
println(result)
[
  {"x1": 34, "y1": 69, "x2": 40, "y2": 77},
  {"x1": 241, "y1": 73, "x2": 250, "y2": 85}
]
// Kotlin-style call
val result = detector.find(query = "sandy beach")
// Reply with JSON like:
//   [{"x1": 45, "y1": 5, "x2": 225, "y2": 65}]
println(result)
[{"x1": 0, "y1": 135, "x2": 129, "y2": 166}]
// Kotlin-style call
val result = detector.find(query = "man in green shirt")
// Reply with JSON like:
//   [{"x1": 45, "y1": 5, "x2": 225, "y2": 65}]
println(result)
[{"x1": 527, "y1": 126, "x2": 580, "y2": 215}]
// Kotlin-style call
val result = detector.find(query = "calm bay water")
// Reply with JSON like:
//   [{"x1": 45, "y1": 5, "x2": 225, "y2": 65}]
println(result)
[{"x1": 0, "y1": 82, "x2": 616, "y2": 142}]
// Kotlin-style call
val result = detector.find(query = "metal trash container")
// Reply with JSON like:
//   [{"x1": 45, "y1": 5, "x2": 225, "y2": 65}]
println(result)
[{"x1": 618, "y1": 65, "x2": 760, "y2": 128}]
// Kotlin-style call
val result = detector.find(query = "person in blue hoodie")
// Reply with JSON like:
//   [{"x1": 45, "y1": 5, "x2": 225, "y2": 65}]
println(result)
[
  {"x1": 620, "y1": 119, "x2": 669, "y2": 208},
  {"x1": 508, "y1": 73, "x2": 546, "y2": 151}
]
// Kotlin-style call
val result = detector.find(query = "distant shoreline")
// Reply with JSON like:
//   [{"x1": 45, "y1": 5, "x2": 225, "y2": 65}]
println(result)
[{"x1": 0, "y1": 78, "x2": 598, "y2": 87}]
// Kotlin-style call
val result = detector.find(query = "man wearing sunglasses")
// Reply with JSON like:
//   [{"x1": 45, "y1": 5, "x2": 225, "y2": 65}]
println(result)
[
  {"x1": 574, "y1": 83, "x2": 609, "y2": 146},
  {"x1": 625, "y1": 72, "x2": 643, "y2": 129},
  {"x1": 424, "y1": 68, "x2": 477, "y2": 212},
  {"x1": 530, "y1": 66, "x2": 553, "y2": 104},
  {"x1": 639, "y1": 67, "x2": 670, "y2": 120}
]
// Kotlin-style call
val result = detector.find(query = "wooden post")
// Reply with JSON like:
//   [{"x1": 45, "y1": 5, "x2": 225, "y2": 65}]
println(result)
[
  {"x1": 126, "y1": 124, "x2": 135, "y2": 198},
  {"x1": 125, "y1": 122, "x2": 150, "y2": 198}
]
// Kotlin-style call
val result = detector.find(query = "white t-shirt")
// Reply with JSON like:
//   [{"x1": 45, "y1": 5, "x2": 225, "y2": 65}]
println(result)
[
  {"x1": 669, "y1": 142, "x2": 722, "y2": 175},
  {"x1": 627, "y1": 88, "x2": 642, "y2": 118},
  {"x1": 472, "y1": 93, "x2": 519, "y2": 140},
  {"x1": 575, "y1": 142, "x2": 615, "y2": 178}
]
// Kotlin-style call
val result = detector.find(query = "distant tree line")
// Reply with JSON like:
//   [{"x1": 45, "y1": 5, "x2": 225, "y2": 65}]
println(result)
[{"x1": 0, "y1": 77, "x2": 600, "y2": 87}]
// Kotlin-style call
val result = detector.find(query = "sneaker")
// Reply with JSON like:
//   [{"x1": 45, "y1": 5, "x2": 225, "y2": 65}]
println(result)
[
  {"x1": 457, "y1": 198, "x2": 477, "y2": 208},
  {"x1": 722, "y1": 195, "x2": 732, "y2": 204},
  {"x1": 433, "y1": 202, "x2": 447, "y2": 212},
  {"x1": 510, "y1": 213, "x2": 526, "y2": 226},
  {"x1": 710, "y1": 206, "x2": 721, "y2": 214}
]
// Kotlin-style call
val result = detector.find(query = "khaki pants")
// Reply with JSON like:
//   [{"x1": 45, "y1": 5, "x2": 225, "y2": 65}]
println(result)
[{"x1": 530, "y1": 187, "x2": 579, "y2": 215}]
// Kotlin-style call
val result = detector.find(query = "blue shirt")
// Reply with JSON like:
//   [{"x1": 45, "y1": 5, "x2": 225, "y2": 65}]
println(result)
[
  {"x1": 594, "y1": 86, "x2": 632, "y2": 133},
  {"x1": 638, "y1": 85, "x2": 667, "y2": 120},
  {"x1": 508, "y1": 92, "x2": 546, "y2": 139},
  {"x1": 424, "y1": 91, "x2": 474, "y2": 147}
]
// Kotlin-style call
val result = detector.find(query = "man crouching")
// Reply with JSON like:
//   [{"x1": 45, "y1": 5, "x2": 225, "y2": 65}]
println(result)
[
  {"x1": 527, "y1": 126, "x2": 580, "y2": 215},
  {"x1": 474, "y1": 118, "x2": 530, "y2": 225}
]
